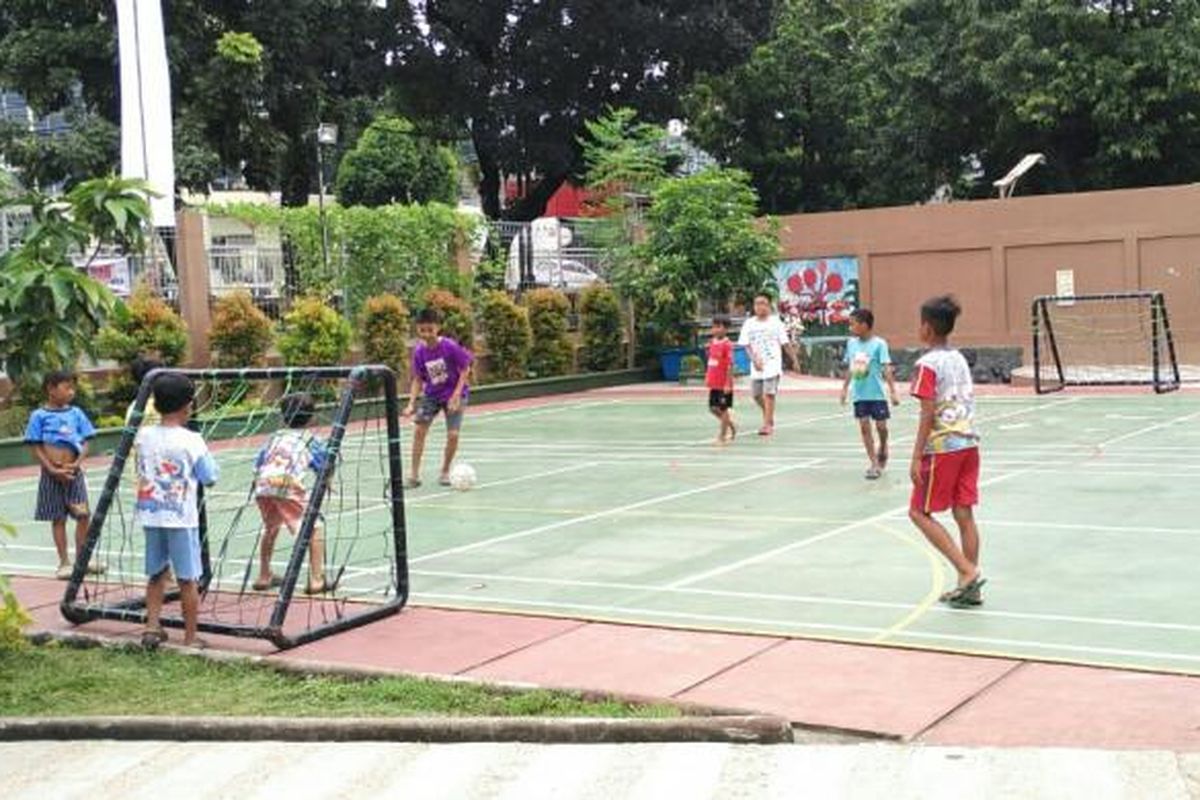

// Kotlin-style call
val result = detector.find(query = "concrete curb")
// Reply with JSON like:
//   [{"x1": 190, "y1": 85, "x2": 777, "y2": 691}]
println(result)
[{"x1": 0, "y1": 715, "x2": 794, "y2": 744}]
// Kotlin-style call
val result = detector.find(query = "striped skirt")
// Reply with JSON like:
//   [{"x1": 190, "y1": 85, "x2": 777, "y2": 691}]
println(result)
[{"x1": 34, "y1": 468, "x2": 90, "y2": 522}]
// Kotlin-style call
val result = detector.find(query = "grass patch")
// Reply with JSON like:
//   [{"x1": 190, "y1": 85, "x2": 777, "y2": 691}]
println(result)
[{"x1": 0, "y1": 643, "x2": 681, "y2": 719}]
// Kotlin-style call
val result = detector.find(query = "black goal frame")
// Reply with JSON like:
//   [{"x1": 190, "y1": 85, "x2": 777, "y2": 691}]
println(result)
[
  {"x1": 1031, "y1": 291, "x2": 1181, "y2": 395},
  {"x1": 60, "y1": 365, "x2": 409, "y2": 648}
]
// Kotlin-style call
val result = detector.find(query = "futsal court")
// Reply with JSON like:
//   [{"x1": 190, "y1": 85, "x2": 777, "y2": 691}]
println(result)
[{"x1": 1, "y1": 380, "x2": 1198, "y2": 675}]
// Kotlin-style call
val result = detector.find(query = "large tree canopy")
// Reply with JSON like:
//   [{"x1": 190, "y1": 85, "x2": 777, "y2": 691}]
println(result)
[
  {"x1": 394, "y1": 0, "x2": 774, "y2": 219},
  {"x1": 687, "y1": 0, "x2": 1200, "y2": 214}
]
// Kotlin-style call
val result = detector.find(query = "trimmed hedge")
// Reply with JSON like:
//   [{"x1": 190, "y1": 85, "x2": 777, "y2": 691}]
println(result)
[
  {"x1": 525, "y1": 288, "x2": 573, "y2": 378},
  {"x1": 579, "y1": 284, "x2": 623, "y2": 372},
  {"x1": 480, "y1": 291, "x2": 532, "y2": 382}
]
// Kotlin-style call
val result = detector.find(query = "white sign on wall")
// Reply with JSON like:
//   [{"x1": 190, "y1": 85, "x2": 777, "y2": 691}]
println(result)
[{"x1": 1055, "y1": 268, "x2": 1076, "y2": 306}]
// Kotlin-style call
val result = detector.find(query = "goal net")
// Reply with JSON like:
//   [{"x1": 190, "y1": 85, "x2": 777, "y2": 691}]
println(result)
[
  {"x1": 1031, "y1": 291, "x2": 1181, "y2": 394},
  {"x1": 61, "y1": 366, "x2": 409, "y2": 648}
]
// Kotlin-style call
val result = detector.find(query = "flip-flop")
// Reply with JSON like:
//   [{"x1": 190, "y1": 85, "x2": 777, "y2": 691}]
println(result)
[
  {"x1": 251, "y1": 575, "x2": 283, "y2": 591},
  {"x1": 183, "y1": 638, "x2": 210, "y2": 650},
  {"x1": 304, "y1": 576, "x2": 339, "y2": 595},
  {"x1": 438, "y1": 475, "x2": 452, "y2": 487},
  {"x1": 945, "y1": 577, "x2": 987, "y2": 608},
  {"x1": 865, "y1": 467, "x2": 882, "y2": 480},
  {"x1": 140, "y1": 629, "x2": 168, "y2": 649},
  {"x1": 404, "y1": 478, "x2": 422, "y2": 490}
]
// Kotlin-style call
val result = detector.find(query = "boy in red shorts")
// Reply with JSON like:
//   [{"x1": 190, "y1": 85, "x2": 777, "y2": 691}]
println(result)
[
  {"x1": 705, "y1": 315, "x2": 737, "y2": 443},
  {"x1": 908, "y1": 295, "x2": 985, "y2": 608}
]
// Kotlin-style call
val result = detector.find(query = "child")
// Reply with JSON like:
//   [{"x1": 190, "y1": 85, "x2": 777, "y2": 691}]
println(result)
[
  {"x1": 402, "y1": 307, "x2": 473, "y2": 487},
  {"x1": 840, "y1": 308, "x2": 901, "y2": 479},
  {"x1": 908, "y1": 295, "x2": 985, "y2": 608},
  {"x1": 134, "y1": 372, "x2": 219, "y2": 647},
  {"x1": 24, "y1": 371, "x2": 99, "y2": 580},
  {"x1": 737, "y1": 293, "x2": 800, "y2": 436},
  {"x1": 124, "y1": 356, "x2": 164, "y2": 428},
  {"x1": 251, "y1": 392, "x2": 330, "y2": 594},
  {"x1": 706, "y1": 316, "x2": 737, "y2": 443}
]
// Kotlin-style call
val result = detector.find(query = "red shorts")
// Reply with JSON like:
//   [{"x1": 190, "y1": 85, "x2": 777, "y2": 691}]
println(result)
[
  {"x1": 910, "y1": 448, "x2": 980, "y2": 514},
  {"x1": 255, "y1": 496, "x2": 305, "y2": 532}
]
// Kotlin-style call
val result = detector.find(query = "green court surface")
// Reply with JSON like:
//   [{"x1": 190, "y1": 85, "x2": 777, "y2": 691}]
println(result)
[{"x1": 2, "y1": 387, "x2": 1199, "y2": 674}]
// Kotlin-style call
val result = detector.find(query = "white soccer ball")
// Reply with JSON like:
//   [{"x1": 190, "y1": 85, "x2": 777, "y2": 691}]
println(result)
[{"x1": 448, "y1": 463, "x2": 477, "y2": 491}]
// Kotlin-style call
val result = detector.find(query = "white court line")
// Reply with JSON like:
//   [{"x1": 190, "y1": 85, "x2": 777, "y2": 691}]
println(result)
[
  {"x1": 407, "y1": 460, "x2": 601, "y2": 505},
  {"x1": 411, "y1": 568, "x2": 1200, "y2": 633},
  {"x1": 1094, "y1": 409, "x2": 1200, "y2": 448},
  {"x1": 669, "y1": 406, "x2": 1196, "y2": 589},
  {"x1": 411, "y1": 461, "x2": 820, "y2": 565},
  {"x1": 410, "y1": 592, "x2": 1200, "y2": 665},
  {"x1": 666, "y1": 467, "x2": 1035, "y2": 589}
]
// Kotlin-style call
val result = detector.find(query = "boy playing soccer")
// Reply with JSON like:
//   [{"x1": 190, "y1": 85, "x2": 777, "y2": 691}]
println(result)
[
  {"x1": 134, "y1": 372, "x2": 219, "y2": 647},
  {"x1": 738, "y1": 293, "x2": 801, "y2": 436},
  {"x1": 706, "y1": 316, "x2": 737, "y2": 443},
  {"x1": 403, "y1": 307, "x2": 474, "y2": 487},
  {"x1": 908, "y1": 295, "x2": 985, "y2": 608},
  {"x1": 24, "y1": 371, "x2": 99, "y2": 579},
  {"x1": 840, "y1": 309, "x2": 900, "y2": 479},
  {"x1": 251, "y1": 392, "x2": 331, "y2": 594}
]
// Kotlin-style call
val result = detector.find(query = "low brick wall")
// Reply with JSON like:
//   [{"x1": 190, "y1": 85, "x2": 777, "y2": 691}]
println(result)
[{"x1": 802, "y1": 340, "x2": 1023, "y2": 384}]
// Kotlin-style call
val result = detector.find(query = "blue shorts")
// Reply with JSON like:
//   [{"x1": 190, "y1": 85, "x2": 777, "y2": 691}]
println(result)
[
  {"x1": 144, "y1": 526, "x2": 203, "y2": 581},
  {"x1": 853, "y1": 400, "x2": 891, "y2": 421}
]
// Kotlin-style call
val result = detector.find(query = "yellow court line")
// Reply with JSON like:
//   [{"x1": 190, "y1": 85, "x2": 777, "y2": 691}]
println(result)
[{"x1": 870, "y1": 521, "x2": 948, "y2": 644}]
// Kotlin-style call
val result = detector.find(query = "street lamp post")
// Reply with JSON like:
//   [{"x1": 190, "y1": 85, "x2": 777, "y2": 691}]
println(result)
[{"x1": 315, "y1": 122, "x2": 338, "y2": 306}]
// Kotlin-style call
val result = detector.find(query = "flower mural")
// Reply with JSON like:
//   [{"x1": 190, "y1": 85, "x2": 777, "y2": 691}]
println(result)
[{"x1": 776, "y1": 257, "x2": 860, "y2": 336}]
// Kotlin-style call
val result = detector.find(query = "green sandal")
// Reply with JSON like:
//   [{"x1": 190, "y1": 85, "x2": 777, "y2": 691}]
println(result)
[{"x1": 945, "y1": 577, "x2": 987, "y2": 608}]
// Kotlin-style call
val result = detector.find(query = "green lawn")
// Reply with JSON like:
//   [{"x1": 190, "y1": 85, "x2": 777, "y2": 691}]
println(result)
[{"x1": 0, "y1": 643, "x2": 680, "y2": 719}]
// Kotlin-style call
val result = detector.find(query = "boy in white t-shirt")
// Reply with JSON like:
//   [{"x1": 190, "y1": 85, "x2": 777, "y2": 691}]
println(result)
[
  {"x1": 134, "y1": 373, "x2": 220, "y2": 648},
  {"x1": 737, "y1": 293, "x2": 801, "y2": 436}
]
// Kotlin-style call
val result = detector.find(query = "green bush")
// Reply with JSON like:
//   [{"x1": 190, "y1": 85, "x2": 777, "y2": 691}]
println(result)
[
  {"x1": 209, "y1": 292, "x2": 275, "y2": 368},
  {"x1": 579, "y1": 284, "x2": 624, "y2": 372},
  {"x1": 359, "y1": 294, "x2": 410, "y2": 382},
  {"x1": 421, "y1": 288, "x2": 474, "y2": 350},
  {"x1": 524, "y1": 288, "x2": 573, "y2": 377},
  {"x1": 480, "y1": 291, "x2": 531, "y2": 382},
  {"x1": 0, "y1": 519, "x2": 28, "y2": 651},
  {"x1": 334, "y1": 115, "x2": 459, "y2": 208},
  {"x1": 0, "y1": 406, "x2": 30, "y2": 439},
  {"x1": 95, "y1": 285, "x2": 189, "y2": 366},
  {"x1": 278, "y1": 296, "x2": 353, "y2": 366}
]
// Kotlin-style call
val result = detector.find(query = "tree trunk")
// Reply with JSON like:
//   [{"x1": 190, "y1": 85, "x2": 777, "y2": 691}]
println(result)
[{"x1": 471, "y1": 122, "x2": 502, "y2": 219}]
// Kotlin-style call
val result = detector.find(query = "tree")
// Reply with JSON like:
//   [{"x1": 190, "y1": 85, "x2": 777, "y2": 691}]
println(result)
[
  {"x1": 335, "y1": 115, "x2": 458, "y2": 207},
  {"x1": 398, "y1": 0, "x2": 774, "y2": 219},
  {"x1": 0, "y1": 177, "x2": 152, "y2": 387},
  {"x1": 618, "y1": 168, "x2": 779, "y2": 342}
]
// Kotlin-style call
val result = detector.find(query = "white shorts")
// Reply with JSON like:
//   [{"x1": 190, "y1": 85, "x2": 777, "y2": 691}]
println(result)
[{"x1": 751, "y1": 376, "x2": 780, "y2": 397}]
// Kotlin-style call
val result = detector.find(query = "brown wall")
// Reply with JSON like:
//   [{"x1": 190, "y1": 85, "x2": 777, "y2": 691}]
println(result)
[{"x1": 776, "y1": 184, "x2": 1200, "y2": 362}]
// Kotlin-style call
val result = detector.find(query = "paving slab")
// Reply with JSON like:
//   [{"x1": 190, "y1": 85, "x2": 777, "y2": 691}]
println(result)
[
  {"x1": 922, "y1": 662, "x2": 1200, "y2": 750},
  {"x1": 279, "y1": 607, "x2": 586, "y2": 675},
  {"x1": 677, "y1": 638, "x2": 1019, "y2": 739},
  {"x1": 466, "y1": 622, "x2": 782, "y2": 699}
]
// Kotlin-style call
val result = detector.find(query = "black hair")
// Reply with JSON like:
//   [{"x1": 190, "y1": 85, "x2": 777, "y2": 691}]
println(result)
[
  {"x1": 152, "y1": 372, "x2": 196, "y2": 415},
  {"x1": 753, "y1": 292, "x2": 773, "y2": 304},
  {"x1": 712, "y1": 315, "x2": 731, "y2": 329},
  {"x1": 42, "y1": 370, "x2": 75, "y2": 392},
  {"x1": 920, "y1": 295, "x2": 962, "y2": 338},
  {"x1": 130, "y1": 356, "x2": 164, "y2": 387},
  {"x1": 415, "y1": 307, "x2": 442, "y2": 325},
  {"x1": 850, "y1": 308, "x2": 875, "y2": 328},
  {"x1": 279, "y1": 392, "x2": 316, "y2": 429}
]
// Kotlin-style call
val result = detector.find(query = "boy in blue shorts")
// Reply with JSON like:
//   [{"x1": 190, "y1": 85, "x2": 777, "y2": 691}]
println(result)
[
  {"x1": 840, "y1": 309, "x2": 900, "y2": 479},
  {"x1": 134, "y1": 372, "x2": 220, "y2": 648},
  {"x1": 24, "y1": 370, "x2": 98, "y2": 579}
]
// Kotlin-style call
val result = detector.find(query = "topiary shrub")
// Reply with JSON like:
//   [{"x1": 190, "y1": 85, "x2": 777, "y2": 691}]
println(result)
[
  {"x1": 278, "y1": 296, "x2": 353, "y2": 366},
  {"x1": 524, "y1": 288, "x2": 573, "y2": 377},
  {"x1": 209, "y1": 291, "x2": 275, "y2": 368},
  {"x1": 421, "y1": 288, "x2": 474, "y2": 350},
  {"x1": 579, "y1": 283, "x2": 624, "y2": 372},
  {"x1": 359, "y1": 293, "x2": 410, "y2": 382},
  {"x1": 479, "y1": 291, "x2": 531, "y2": 382},
  {"x1": 95, "y1": 285, "x2": 189, "y2": 406}
]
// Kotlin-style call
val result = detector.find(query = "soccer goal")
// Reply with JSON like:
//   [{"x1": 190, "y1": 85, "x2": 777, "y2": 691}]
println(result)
[
  {"x1": 61, "y1": 365, "x2": 409, "y2": 648},
  {"x1": 1031, "y1": 291, "x2": 1181, "y2": 394}
]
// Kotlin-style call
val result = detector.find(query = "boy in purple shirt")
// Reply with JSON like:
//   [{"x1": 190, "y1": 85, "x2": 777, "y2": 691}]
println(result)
[{"x1": 402, "y1": 307, "x2": 473, "y2": 487}]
